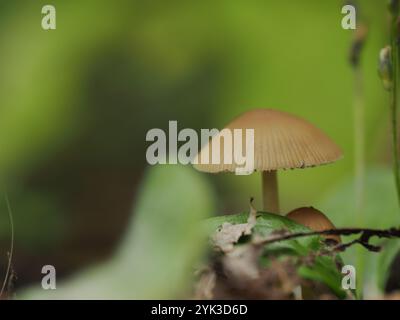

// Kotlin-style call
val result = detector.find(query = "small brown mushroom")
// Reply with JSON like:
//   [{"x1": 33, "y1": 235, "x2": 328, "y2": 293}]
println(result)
[
  {"x1": 286, "y1": 207, "x2": 341, "y2": 244},
  {"x1": 193, "y1": 109, "x2": 342, "y2": 214}
]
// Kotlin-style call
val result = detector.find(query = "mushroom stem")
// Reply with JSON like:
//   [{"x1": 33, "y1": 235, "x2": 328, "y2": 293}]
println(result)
[{"x1": 262, "y1": 170, "x2": 280, "y2": 214}]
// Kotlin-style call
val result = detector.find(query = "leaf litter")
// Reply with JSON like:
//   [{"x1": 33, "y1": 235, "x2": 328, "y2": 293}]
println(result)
[
  {"x1": 211, "y1": 200, "x2": 257, "y2": 253},
  {"x1": 195, "y1": 198, "x2": 400, "y2": 299},
  {"x1": 196, "y1": 200, "x2": 345, "y2": 299}
]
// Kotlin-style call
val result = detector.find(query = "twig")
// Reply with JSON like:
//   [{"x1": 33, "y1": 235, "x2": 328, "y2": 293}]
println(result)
[
  {"x1": 254, "y1": 227, "x2": 400, "y2": 253},
  {"x1": 0, "y1": 193, "x2": 14, "y2": 298}
]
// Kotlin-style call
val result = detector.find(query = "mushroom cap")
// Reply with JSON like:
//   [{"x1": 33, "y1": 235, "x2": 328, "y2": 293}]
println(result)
[
  {"x1": 193, "y1": 109, "x2": 342, "y2": 173},
  {"x1": 286, "y1": 207, "x2": 341, "y2": 244}
]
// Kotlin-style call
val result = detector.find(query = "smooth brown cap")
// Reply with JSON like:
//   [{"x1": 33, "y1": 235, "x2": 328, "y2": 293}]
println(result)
[
  {"x1": 286, "y1": 207, "x2": 340, "y2": 244},
  {"x1": 193, "y1": 109, "x2": 342, "y2": 173}
]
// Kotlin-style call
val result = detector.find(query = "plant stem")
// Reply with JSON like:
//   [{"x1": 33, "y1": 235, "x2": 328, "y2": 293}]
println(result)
[
  {"x1": 349, "y1": 16, "x2": 368, "y2": 299},
  {"x1": 353, "y1": 66, "x2": 366, "y2": 299},
  {"x1": 390, "y1": 13, "x2": 400, "y2": 209},
  {"x1": 390, "y1": 78, "x2": 400, "y2": 208},
  {"x1": 354, "y1": 67, "x2": 365, "y2": 226}
]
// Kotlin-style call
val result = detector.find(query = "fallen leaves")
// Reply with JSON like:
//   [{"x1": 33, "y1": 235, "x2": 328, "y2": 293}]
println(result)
[
  {"x1": 211, "y1": 202, "x2": 257, "y2": 253},
  {"x1": 222, "y1": 244, "x2": 261, "y2": 281},
  {"x1": 197, "y1": 201, "x2": 347, "y2": 300},
  {"x1": 194, "y1": 267, "x2": 216, "y2": 300}
]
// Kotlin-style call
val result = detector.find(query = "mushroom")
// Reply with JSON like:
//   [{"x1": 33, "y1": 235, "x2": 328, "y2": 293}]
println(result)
[
  {"x1": 192, "y1": 109, "x2": 342, "y2": 214},
  {"x1": 286, "y1": 206, "x2": 341, "y2": 244}
]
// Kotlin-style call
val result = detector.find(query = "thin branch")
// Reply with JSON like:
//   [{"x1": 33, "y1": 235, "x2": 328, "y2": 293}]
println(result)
[
  {"x1": 254, "y1": 227, "x2": 400, "y2": 253},
  {"x1": 0, "y1": 193, "x2": 14, "y2": 298}
]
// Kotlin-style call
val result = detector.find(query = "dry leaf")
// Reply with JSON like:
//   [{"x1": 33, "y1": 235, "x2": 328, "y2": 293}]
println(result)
[
  {"x1": 211, "y1": 202, "x2": 257, "y2": 252},
  {"x1": 222, "y1": 244, "x2": 261, "y2": 281},
  {"x1": 193, "y1": 267, "x2": 216, "y2": 300}
]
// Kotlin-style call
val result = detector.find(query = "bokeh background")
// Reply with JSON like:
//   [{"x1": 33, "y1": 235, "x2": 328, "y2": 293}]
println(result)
[{"x1": 0, "y1": 0, "x2": 398, "y2": 298}]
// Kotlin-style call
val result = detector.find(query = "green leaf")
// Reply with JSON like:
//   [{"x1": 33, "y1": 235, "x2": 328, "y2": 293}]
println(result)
[
  {"x1": 377, "y1": 239, "x2": 400, "y2": 291},
  {"x1": 298, "y1": 256, "x2": 347, "y2": 299}
]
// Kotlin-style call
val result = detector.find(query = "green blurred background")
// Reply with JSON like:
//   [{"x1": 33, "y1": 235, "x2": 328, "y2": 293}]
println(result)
[{"x1": 0, "y1": 0, "x2": 398, "y2": 298}]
